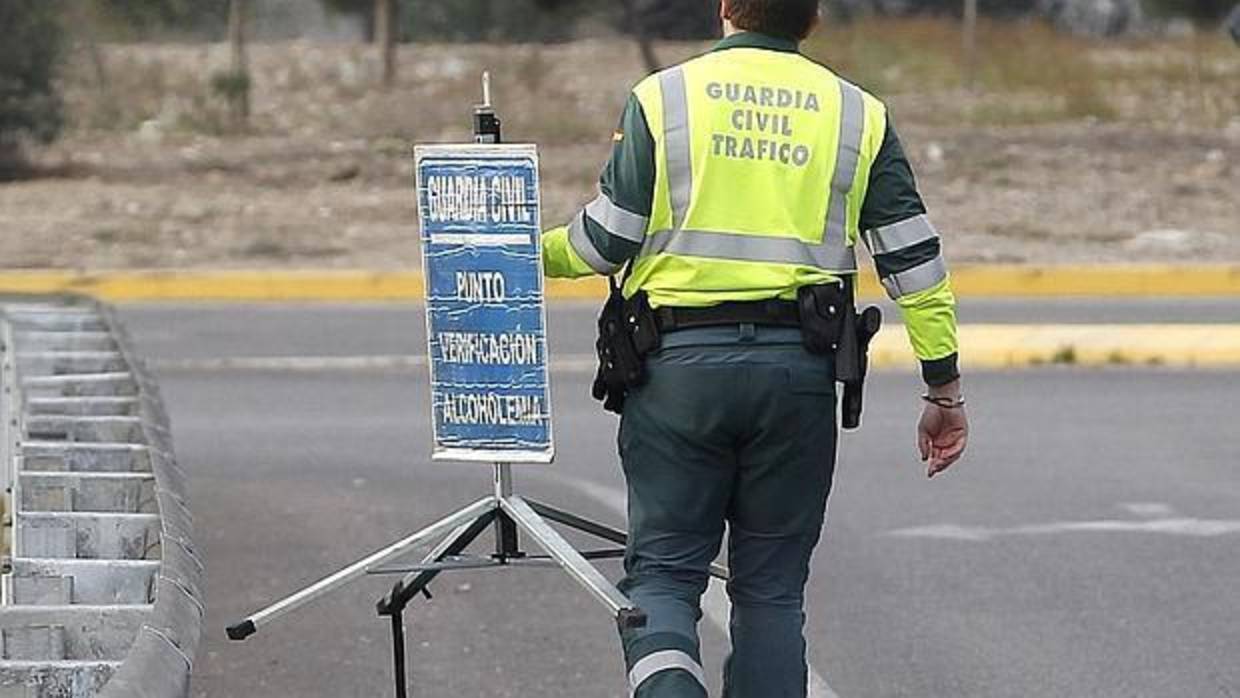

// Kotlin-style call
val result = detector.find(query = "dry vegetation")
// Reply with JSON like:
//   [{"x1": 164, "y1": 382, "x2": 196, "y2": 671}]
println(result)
[{"x1": 2, "y1": 18, "x2": 1237, "y2": 269}]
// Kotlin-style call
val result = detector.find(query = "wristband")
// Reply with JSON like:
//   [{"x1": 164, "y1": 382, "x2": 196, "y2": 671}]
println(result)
[{"x1": 922, "y1": 394, "x2": 966, "y2": 409}]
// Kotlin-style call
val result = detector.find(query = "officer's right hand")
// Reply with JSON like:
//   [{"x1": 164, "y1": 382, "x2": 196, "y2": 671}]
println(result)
[{"x1": 917, "y1": 380, "x2": 969, "y2": 478}]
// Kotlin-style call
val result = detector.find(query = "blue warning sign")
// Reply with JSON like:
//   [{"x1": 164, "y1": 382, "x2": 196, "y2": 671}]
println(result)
[{"x1": 416, "y1": 144, "x2": 554, "y2": 463}]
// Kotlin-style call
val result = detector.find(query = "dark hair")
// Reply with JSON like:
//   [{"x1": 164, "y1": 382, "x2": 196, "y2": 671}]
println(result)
[{"x1": 725, "y1": 0, "x2": 820, "y2": 41}]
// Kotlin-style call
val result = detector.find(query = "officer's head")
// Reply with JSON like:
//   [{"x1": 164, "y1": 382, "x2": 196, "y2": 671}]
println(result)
[{"x1": 721, "y1": 0, "x2": 821, "y2": 42}]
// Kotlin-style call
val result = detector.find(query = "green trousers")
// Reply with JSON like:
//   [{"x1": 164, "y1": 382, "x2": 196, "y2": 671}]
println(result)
[{"x1": 618, "y1": 325, "x2": 838, "y2": 698}]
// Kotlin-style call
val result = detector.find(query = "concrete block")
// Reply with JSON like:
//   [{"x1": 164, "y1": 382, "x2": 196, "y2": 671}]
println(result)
[
  {"x1": 18, "y1": 524, "x2": 76, "y2": 559},
  {"x1": 23, "y1": 418, "x2": 145, "y2": 445},
  {"x1": 15, "y1": 354, "x2": 127, "y2": 378},
  {"x1": 21, "y1": 443, "x2": 151, "y2": 474},
  {"x1": 3, "y1": 298, "x2": 198, "y2": 697},
  {"x1": 23, "y1": 399, "x2": 139, "y2": 418},
  {"x1": 1, "y1": 626, "x2": 66, "y2": 661},
  {"x1": 13, "y1": 332, "x2": 116, "y2": 354},
  {"x1": 20, "y1": 473, "x2": 157, "y2": 514},
  {"x1": 154, "y1": 540, "x2": 203, "y2": 602},
  {"x1": 147, "y1": 578, "x2": 204, "y2": 661},
  {"x1": 6, "y1": 315, "x2": 106, "y2": 333},
  {"x1": 20, "y1": 375, "x2": 138, "y2": 400},
  {"x1": 12, "y1": 560, "x2": 157, "y2": 606},
  {"x1": 19, "y1": 514, "x2": 159, "y2": 560},
  {"x1": 10, "y1": 577, "x2": 73, "y2": 606},
  {"x1": 0, "y1": 661, "x2": 119, "y2": 698},
  {"x1": 94, "y1": 629, "x2": 187, "y2": 698},
  {"x1": 0, "y1": 607, "x2": 150, "y2": 662}
]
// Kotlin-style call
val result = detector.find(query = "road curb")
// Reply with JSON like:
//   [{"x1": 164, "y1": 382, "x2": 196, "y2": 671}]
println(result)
[
  {"x1": 877, "y1": 325, "x2": 1240, "y2": 369},
  {"x1": 0, "y1": 265, "x2": 1236, "y2": 302}
]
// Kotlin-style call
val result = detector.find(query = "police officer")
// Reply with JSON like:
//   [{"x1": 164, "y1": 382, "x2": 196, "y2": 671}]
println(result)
[{"x1": 542, "y1": 1, "x2": 969, "y2": 695}]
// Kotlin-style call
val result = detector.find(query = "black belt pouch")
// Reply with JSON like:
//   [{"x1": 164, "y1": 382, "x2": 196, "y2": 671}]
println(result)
[{"x1": 796, "y1": 283, "x2": 848, "y2": 355}]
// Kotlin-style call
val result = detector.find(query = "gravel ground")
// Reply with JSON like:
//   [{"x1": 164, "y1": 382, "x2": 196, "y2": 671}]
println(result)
[{"x1": 3, "y1": 37, "x2": 1237, "y2": 269}]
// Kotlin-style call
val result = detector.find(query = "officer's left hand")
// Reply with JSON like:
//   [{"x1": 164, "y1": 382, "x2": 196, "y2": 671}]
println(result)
[{"x1": 917, "y1": 381, "x2": 969, "y2": 478}]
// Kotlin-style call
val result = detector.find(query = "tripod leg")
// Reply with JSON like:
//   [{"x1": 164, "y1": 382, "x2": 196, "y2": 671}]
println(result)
[
  {"x1": 529, "y1": 500, "x2": 626, "y2": 544},
  {"x1": 493, "y1": 463, "x2": 522, "y2": 559},
  {"x1": 391, "y1": 609, "x2": 407, "y2": 698},
  {"x1": 227, "y1": 496, "x2": 496, "y2": 641},
  {"x1": 499, "y1": 496, "x2": 642, "y2": 623},
  {"x1": 378, "y1": 508, "x2": 497, "y2": 615},
  {"x1": 529, "y1": 499, "x2": 730, "y2": 582}
]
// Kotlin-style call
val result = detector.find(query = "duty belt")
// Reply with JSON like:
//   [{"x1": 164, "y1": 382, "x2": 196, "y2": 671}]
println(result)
[{"x1": 653, "y1": 299, "x2": 801, "y2": 332}]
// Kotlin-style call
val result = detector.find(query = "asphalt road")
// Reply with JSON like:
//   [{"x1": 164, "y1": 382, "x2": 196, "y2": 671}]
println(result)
[
  {"x1": 120, "y1": 298, "x2": 1240, "y2": 364},
  {"x1": 116, "y1": 303, "x2": 1240, "y2": 698}
]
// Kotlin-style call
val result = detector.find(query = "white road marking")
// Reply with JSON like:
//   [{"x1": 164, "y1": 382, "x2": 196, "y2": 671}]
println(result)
[
  {"x1": 552, "y1": 474, "x2": 842, "y2": 698},
  {"x1": 1120, "y1": 502, "x2": 1176, "y2": 518},
  {"x1": 150, "y1": 354, "x2": 599, "y2": 373},
  {"x1": 888, "y1": 509, "x2": 1240, "y2": 542}
]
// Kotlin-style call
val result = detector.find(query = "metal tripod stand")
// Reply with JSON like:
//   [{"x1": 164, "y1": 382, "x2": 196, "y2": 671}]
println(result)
[{"x1": 228, "y1": 464, "x2": 728, "y2": 697}]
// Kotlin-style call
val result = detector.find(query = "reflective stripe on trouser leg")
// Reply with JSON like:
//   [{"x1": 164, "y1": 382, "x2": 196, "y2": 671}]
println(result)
[
  {"x1": 881, "y1": 255, "x2": 948, "y2": 298},
  {"x1": 659, "y1": 67, "x2": 692, "y2": 230},
  {"x1": 823, "y1": 80, "x2": 865, "y2": 250},
  {"x1": 629, "y1": 650, "x2": 708, "y2": 697}
]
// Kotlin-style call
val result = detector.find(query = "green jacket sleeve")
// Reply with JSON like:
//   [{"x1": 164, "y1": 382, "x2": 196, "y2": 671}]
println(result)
[
  {"x1": 543, "y1": 93, "x2": 656, "y2": 279},
  {"x1": 859, "y1": 122, "x2": 960, "y2": 386}
]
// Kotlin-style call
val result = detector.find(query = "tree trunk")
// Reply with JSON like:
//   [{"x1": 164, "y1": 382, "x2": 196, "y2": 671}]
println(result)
[
  {"x1": 619, "y1": 0, "x2": 661, "y2": 73},
  {"x1": 375, "y1": 0, "x2": 396, "y2": 87},
  {"x1": 228, "y1": 0, "x2": 251, "y2": 123},
  {"x1": 963, "y1": 0, "x2": 978, "y2": 91},
  {"x1": 635, "y1": 0, "x2": 719, "y2": 40}
]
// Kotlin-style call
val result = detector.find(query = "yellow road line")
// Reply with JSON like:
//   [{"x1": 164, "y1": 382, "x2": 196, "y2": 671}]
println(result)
[
  {"x1": 0, "y1": 265, "x2": 1236, "y2": 302},
  {"x1": 870, "y1": 324, "x2": 1240, "y2": 369}
]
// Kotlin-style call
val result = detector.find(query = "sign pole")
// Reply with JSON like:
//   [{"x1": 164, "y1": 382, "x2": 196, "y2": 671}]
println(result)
[{"x1": 472, "y1": 71, "x2": 523, "y2": 562}]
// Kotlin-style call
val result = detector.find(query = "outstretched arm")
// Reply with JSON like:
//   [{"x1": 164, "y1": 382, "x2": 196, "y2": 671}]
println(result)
[
  {"x1": 543, "y1": 94, "x2": 656, "y2": 279},
  {"x1": 859, "y1": 121, "x2": 968, "y2": 477}
]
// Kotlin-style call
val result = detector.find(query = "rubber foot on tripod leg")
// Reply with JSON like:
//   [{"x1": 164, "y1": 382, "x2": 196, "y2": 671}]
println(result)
[
  {"x1": 616, "y1": 608, "x2": 647, "y2": 631},
  {"x1": 226, "y1": 620, "x2": 257, "y2": 641}
]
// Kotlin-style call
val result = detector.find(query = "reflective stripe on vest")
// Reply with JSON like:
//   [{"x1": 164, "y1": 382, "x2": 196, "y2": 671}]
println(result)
[
  {"x1": 824, "y1": 81, "x2": 865, "y2": 250},
  {"x1": 659, "y1": 68, "x2": 693, "y2": 230},
  {"x1": 643, "y1": 228, "x2": 856, "y2": 270}
]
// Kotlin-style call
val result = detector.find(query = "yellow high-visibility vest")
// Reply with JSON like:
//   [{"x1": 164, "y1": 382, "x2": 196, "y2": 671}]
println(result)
[{"x1": 626, "y1": 46, "x2": 888, "y2": 308}]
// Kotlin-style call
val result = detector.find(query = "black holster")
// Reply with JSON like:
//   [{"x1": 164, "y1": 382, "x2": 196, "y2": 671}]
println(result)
[
  {"x1": 798, "y1": 280, "x2": 883, "y2": 431},
  {"x1": 592, "y1": 276, "x2": 660, "y2": 415}
]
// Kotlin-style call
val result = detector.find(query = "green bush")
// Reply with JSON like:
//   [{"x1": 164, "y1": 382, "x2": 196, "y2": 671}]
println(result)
[
  {"x1": 0, "y1": 0, "x2": 65, "y2": 167},
  {"x1": 88, "y1": 0, "x2": 229, "y2": 39},
  {"x1": 397, "y1": 0, "x2": 606, "y2": 42}
]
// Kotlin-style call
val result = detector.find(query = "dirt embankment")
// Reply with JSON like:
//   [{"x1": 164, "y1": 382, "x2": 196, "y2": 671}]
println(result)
[{"x1": 3, "y1": 33, "x2": 1237, "y2": 270}]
